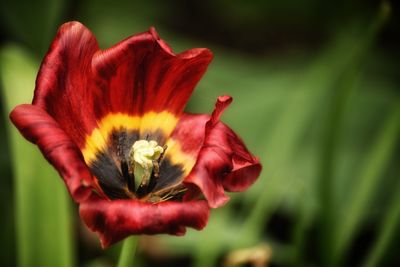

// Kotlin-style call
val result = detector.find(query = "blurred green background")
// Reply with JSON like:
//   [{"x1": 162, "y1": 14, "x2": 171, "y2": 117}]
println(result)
[{"x1": 0, "y1": 0, "x2": 399, "y2": 267}]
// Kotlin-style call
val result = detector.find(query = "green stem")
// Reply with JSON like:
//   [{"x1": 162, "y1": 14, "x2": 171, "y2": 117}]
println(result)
[
  {"x1": 117, "y1": 237, "x2": 138, "y2": 267},
  {"x1": 193, "y1": 248, "x2": 219, "y2": 267}
]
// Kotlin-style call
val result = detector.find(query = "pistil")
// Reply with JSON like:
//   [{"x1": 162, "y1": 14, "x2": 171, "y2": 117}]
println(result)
[{"x1": 129, "y1": 140, "x2": 164, "y2": 190}]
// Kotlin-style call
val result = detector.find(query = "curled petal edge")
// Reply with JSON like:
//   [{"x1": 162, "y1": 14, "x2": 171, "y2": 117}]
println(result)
[
  {"x1": 183, "y1": 96, "x2": 262, "y2": 208},
  {"x1": 79, "y1": 195, "x2": 210, "y2": 248}
]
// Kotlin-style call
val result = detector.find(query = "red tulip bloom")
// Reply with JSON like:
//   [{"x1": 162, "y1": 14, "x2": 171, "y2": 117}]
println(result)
[{"x1": 10, "y1": 21, "x2": 261, "y2": 248}]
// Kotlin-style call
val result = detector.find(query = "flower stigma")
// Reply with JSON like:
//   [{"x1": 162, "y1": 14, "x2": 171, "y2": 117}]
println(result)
[{"x1": 129, "y1": 140, "x2": 164, "y2": 189}]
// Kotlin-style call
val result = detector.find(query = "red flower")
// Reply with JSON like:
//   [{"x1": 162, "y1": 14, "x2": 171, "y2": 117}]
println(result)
[{"x1": 10, "y1": 21, "x2": 261, "y2": 248}]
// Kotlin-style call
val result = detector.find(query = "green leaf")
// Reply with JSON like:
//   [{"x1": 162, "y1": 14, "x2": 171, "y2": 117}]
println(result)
[
  {"x1": 332, "y1": 102, "x2": 400, "y2": 264},
  {"x1": 0, "y1": 45, "x2": 74, "y2": 267},
  {"x1": 362, "y1": 177, "x2": 400, "y2": 267},
  {"x1": 0, "y1": 76, "x2": 15, "y2": 267},
  {"x1": 240, "y1": 24, "x2": 371, "y2": 238}
]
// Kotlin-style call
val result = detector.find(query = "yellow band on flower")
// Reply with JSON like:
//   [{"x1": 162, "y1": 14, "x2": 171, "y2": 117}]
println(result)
[
  {"x1": 82, "y1": 111, "x2": 178, "y2": 164},
  {"x1": 165, "y1": 138, "x2": 196, "y2": 176},
  {"x1": 82, "y1": 112, "x2": 196, "y2": 177}
]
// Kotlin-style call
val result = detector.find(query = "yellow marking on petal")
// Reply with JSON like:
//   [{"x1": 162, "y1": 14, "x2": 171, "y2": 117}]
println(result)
[
  {"x1": 82, "y1": 112, "x2": 178, "y2": 164},
  {"x1": 165, "y1": 138, "x2": 196, "y2": 176},
  {"x1": 140, "y1": 112, "x2": 178, "y2": 137}
]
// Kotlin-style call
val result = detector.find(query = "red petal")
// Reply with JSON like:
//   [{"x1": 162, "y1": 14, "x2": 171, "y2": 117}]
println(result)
[
  {"x1": 30, "y1": 23, "x2": 211, "y2": 149},
  {"x1": 79, "y1": 194, "x2": 210, "y2": 248},
  {"x1": 9, "y1": 104, "x2": 93, "y2": 202},
  {"x1": 172, "y1": 96, "x2": 261, "y2": 208},
  {"x1": 92, "y1": 27, "x2": 213, "y2": 117},
  {"x1": 169, "y1": 113, "x2": 209, "y2": 157},
  {"x1": 33, "y1": 21, "x2": 99, "y2": 148}
]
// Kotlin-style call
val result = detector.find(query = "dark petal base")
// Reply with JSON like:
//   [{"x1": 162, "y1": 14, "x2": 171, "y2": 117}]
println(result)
[{"x1": 88, "y1": 130, "x2": 185, "y2": 200}]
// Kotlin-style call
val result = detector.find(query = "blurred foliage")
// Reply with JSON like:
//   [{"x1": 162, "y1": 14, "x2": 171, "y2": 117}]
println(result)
[
  {"x1": 0, "y1": 0, "x2": 399, "y2": 267},
  {"x1": 0, "y1": 46, "x2": 74, "y2": 267}
]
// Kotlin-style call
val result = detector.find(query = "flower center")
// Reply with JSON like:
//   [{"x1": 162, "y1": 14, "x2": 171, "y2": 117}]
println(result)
[{"x1": 129, "y1": 140, "x2": 164, "y2": 189}]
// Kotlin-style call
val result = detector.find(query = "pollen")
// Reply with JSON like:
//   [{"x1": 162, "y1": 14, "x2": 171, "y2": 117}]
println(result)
[{"x1": 130, "y1": 140, "x2": 164, "y2": 188}]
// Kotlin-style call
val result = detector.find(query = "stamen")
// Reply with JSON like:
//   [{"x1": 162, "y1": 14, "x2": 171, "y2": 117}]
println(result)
[
  {"x1": 146, "y1": 187, "x2": 187, "y2": 203},
  {"x1": 121, "y1": 159, "x2": 135, "y2": 192}
]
